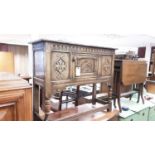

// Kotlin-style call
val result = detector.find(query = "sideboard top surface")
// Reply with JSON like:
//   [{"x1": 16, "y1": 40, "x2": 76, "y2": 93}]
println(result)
[{"x1": 30, "y1": 39, "x2": 117, "y2": 51}]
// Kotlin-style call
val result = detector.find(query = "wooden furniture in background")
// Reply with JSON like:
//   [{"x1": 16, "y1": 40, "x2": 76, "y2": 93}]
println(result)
[
  {"x1": 138, "y1": 47, "x2": 146, "y2": 58},
  {"x1": 113, "y1": 60, "x2": 147, "y2": 112},
  {"x1": 145, "y1": 50, "x2": 155, "y2": 93},
  {"x1": 32, "y1": 39, "x2": 116, "y2": 120},
  {"x1": 0, "y1": 51, "x2": 14, "y2": 73},
  {"x1": 145, "y1": 80, "x2": 155, "y2": 94},
  {"x1": 0, "y1": 43, "x2": 29, "y2": 76},
  {"x1": 0, "y1": 72, "x2": 32, "y2": 121},
  {"x1": 150, "y1": 51, "x2": 155, "y2": 78}
]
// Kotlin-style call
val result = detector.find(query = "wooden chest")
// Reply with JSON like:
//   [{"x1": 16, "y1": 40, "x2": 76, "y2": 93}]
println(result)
[{"x1": 32, "y1": 39, "x2": 116, "y2": 118}]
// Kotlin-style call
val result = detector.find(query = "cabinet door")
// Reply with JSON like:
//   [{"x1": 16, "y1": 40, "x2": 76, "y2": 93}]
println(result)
[
  {"x1": 0, "y1": 102, "x2": 16, "y2": 121},
  {"x1": 73, "y1": 54, "x2": 99, "y2": 78},
  {"x1": 0, "y1": 89, "x2": 32, "y2": 121}
]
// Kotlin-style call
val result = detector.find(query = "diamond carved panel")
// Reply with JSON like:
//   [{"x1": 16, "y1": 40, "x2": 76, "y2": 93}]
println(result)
[{"x1": 51, "y1": 52, "x2": 69, "y2": 80}]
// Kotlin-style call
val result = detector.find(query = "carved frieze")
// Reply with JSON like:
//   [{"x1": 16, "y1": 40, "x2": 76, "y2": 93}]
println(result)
[{"x1": 50, "y1": 43, "x2": 114, "y2": 55}]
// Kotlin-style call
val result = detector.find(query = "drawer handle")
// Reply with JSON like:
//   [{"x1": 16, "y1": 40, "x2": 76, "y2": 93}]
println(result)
[
  {"x1": 142, "y1": 113, "x2": 145, "y2": 116},
  {"x1": 130, "y1": 119, "x2": 134, "y2": 121}
]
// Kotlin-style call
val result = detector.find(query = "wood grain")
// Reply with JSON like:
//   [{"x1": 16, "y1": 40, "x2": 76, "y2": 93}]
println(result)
[{"x1": 0, "y1": 73, "x2": 32, "y2": 121}]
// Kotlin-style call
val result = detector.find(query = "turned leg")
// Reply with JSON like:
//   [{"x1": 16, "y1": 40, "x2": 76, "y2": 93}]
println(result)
[
  {"x1": 75, "y1": 85, "x2": 80, "y2": 106},
  {"x1": 44, "y1": 99, "x2": 52, "y2": 121}
]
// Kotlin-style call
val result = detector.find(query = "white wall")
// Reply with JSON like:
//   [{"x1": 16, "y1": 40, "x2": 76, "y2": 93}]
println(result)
[{"x1": 28, "y1": 44, "x2": 33, "y2": 77}]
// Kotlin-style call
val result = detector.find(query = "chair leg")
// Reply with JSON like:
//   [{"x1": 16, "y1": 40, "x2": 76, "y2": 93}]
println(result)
[
  {"x1": 129, "y1": 94, "x2": 133, "y2": 101},
  {"x1": 140, "y1": 83, "x2": 144, "y2": 104},
  {"x1": 117, "y1": 97, "x2": 122, "y2": 112},
  {"x1": 113, "y1": 98, "x2": 117, "y2": 108},
  {"x1": 137, "y1": 89, "x2": 140, "y2": 103}
]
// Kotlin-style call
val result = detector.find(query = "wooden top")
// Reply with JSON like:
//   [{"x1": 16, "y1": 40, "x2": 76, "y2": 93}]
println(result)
[
  {"x1": 0, "y1": 72, "x2": 31, "y2": 91},
  {"x1": 115, "y1": 60, "x2": 147, "y2": 85},
  {"x1": 30, "y1": 39, "x2": 117, "y2": 50},
  {"x1": 122, "y1": 60, "x2": 147, "y2": 85}
]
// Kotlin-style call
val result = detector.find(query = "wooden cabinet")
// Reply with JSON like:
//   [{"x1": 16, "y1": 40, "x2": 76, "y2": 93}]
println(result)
[
  {"x1": 149, "y1": 50, "x2": 155, "y2": 77},
  {"x1": 0, "y1": 52, "x2": 14, "y2": 73},
  {"x1": 0, "y1": 73, "x2": 32, "y2": 121},
  {"x1": 32, "y1": 40, "x2": 116, "y2": 119},
  {"x1": 0, "y1": 43, "x2": 29, "y2": 76}
]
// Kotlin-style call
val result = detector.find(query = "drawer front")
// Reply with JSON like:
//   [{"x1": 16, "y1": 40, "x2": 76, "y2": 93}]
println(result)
[{"x1": 148, "y1": 106, "x2": 155, "y2": 121}]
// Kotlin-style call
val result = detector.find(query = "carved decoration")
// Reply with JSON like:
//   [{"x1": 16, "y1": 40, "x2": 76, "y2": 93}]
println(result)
[
  {"x1": 102, "y1": 56, "x2": 112, "y2": 76},
  {"x1": 51, "y1": 52, "x2": 69, "y2": 80},
  {"x1": 55, "y1": 58, "x2": 66, "y2": 75},
  {"x1": 79, "y1": 59, "x2": 95, "y2": 73},
  {"x1": 55, "y1": 54, "x2": 66, "y2": 80},
  {"x1": 51, "y1": 43, "x2": 115, "y2": 55}
]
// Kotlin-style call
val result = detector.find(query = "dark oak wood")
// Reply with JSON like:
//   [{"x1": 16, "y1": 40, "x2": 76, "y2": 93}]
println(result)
[{"x1": 32, "y1": 39, "x2": 116, "y2": 119}]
